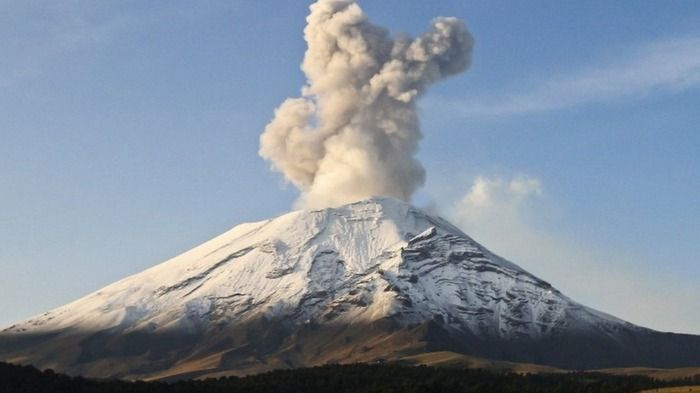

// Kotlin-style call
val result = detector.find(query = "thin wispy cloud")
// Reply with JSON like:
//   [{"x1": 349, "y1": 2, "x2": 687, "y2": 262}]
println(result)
[
  {"x1": 0, "y1": 3, "x2": 114, "y2": 88},
  {"x1": 0, "y1": 3, "x2": 191, "y2": 89},
  {"x1": 435, "y1": 36, "x2": 700, "y2": 117}
]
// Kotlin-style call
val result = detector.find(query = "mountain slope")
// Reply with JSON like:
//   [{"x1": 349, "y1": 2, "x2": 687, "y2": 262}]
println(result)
[{"x1": 1, "y1": 197, "x2": 699, "y2": 379}]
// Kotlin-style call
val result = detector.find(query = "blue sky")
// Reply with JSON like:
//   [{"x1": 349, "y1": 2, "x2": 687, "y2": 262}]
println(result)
[{"x1": 1, "y1": 1, "x2": 698, "y2": 333}]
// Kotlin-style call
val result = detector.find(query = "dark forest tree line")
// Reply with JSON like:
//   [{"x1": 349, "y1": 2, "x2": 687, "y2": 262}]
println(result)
[{"x1": 2, "y1": 361, "x2": 700, "y2": 393}]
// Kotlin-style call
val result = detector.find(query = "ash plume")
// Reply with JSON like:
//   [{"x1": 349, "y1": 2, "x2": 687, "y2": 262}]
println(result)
[{"x1": 260, "y1": 0, "x2": 473, "y2": 208}]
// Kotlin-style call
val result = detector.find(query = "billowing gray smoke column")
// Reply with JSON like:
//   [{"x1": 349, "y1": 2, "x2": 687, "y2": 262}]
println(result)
[{"x1": 260, "y1": 0, "x2": 473, "y2": 208}]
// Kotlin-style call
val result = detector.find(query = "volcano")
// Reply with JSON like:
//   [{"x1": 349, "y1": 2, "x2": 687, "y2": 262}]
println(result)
[{"x1": 2, "y1": 197, "x2": 699, "y2": 379}]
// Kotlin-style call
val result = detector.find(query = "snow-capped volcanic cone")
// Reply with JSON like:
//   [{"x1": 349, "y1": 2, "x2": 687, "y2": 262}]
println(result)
[{"x1": 1, "y1": 197, "x2": 699, "y2": 379}]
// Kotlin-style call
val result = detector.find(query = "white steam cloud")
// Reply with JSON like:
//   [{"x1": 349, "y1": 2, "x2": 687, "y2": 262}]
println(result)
[{"x1": 260, "y1": 0, "x2": 473, "y2": 208}]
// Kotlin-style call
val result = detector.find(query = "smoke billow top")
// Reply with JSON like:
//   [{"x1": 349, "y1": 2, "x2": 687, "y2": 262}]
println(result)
[{"x1": 260, "y1": 0, "x2": 473, "y2": 208}]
